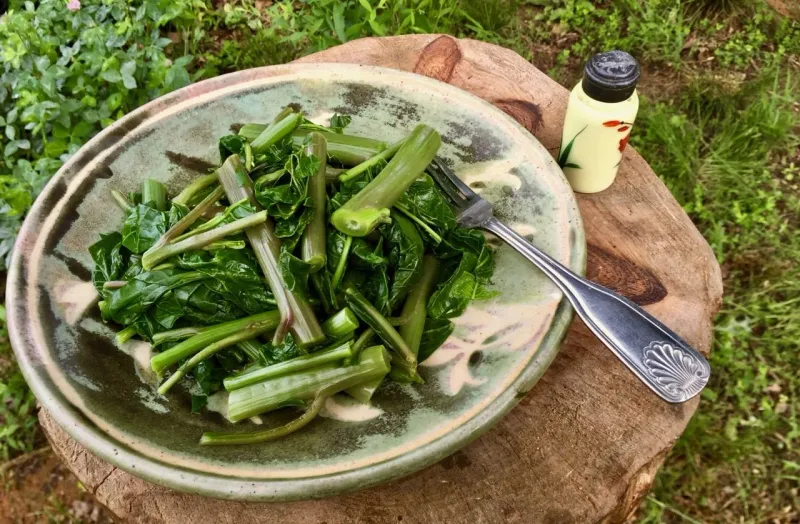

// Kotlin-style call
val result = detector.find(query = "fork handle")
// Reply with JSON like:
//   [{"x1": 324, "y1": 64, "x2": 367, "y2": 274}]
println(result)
[{"x1": 483, "y1": 217, "x2": 710, "y2": 403}]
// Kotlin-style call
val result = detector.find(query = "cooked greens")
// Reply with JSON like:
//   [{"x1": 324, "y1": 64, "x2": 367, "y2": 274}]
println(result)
[{"x1": 89, "y1": 107, "x2": 496, "y2": 445}]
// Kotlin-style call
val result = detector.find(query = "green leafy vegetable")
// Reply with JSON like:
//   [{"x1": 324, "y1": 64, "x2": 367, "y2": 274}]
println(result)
[
  {"x1": 383, "y1": 214, "x2": 424, "y2": 309},
  {"x1": 397, "y1": 174, "x2": 457, "y2": 234},
  {"x1": 89, "y1": 232, "x2": 125, "y2": 292},
  {"x1": 331, "y1": 124, "x2": 440, "y2": 236},
  {"x1": 418, "y1": 318, "x2": 455, "y2": 363},
  {"x1": 90, "y1": 109, "x2": 498, "y2": 444},
  {"x1": 121, "y1": 204, "x2": 167, "y2": 254}
]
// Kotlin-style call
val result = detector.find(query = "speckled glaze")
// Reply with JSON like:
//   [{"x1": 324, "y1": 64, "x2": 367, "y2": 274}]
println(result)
[{"x1": 7, "y1": 64, "x2": 584, "y2": 500}]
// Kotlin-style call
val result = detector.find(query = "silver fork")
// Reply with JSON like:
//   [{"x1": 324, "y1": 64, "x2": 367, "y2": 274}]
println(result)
[{"x1": 428, "y1": 158, "x2": 710, "y2": 403}]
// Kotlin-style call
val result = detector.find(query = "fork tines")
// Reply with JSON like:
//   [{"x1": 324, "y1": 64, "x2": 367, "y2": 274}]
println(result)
[{"x1": 428, "y1": 157, "x2": 475, "y2": 208}]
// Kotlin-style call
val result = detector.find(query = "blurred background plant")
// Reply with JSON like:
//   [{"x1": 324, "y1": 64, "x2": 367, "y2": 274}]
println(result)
[{"x1": 1, "y1": 0, "x2": 798, "y2": 521}]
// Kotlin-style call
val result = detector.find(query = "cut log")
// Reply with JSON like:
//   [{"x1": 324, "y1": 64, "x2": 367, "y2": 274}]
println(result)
[{"x1": 40, "y1": 35, "x2": 722, "y2": 523}]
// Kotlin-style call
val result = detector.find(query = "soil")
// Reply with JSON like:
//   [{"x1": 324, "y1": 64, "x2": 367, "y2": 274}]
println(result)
[{"x1": 0, "y1": 448, "x2": 113, "y2": 523}]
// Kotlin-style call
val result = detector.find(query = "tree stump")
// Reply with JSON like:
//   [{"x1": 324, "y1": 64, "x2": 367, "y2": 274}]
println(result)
[{"x1": 40, "y1": 35, "x2": 722, "y2": 523}]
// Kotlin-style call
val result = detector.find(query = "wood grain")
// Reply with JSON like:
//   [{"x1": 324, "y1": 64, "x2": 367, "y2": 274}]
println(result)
[{"x1": 41, "y1": 35, "x2": 722, "y2": 524}]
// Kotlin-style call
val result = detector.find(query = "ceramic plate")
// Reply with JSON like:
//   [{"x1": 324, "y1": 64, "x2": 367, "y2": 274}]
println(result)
[{"x1": 7, "y1": 64, "x2": 584, "y2": 500}]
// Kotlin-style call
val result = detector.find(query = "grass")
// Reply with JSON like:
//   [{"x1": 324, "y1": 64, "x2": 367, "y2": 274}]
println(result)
[{"x1": 1, "y1": 0, "x2": 798, "y2": 521}]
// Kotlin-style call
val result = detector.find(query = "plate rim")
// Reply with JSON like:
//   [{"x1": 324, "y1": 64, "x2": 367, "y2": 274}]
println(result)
[{"x1": 7, "y1": 62, "x2": 585, "y2": 500}]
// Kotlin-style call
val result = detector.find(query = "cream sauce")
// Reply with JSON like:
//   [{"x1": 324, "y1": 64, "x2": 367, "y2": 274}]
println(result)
[
  {"x1": 54, "y1": 280, "x2": 98, "y2": 325},
  {"x1": 320, "y1": 394, "x2": 384, "y2": 422},
  {"x1": 118, "y1": 339, "x2": 158, "y2": 387},
  {"x1": 421, "y1": 302, "x2": 557, "y2": 396}
]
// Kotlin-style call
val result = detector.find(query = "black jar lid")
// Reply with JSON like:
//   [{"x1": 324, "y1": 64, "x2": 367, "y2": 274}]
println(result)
[{"x1": 581, "y1": 51, "x2": 640, "y2": 103}]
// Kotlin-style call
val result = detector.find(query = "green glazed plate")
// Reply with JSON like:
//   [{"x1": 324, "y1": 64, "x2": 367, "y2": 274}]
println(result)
[{"x1": 7, "y1": 64, "x2": 584, "y2": 501}]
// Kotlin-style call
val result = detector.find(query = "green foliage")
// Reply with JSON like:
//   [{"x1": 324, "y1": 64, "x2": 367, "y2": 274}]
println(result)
[
  {"x1": 194, "y1": 0, "x2": 514, "y2": 75},
  {"x1": 634, "y1": 68, "x2": 800, "y2": 521},
  {"x1": 533, "y1": 0, "x2": 690, "y2": 67},
  {"x1": 0, "y1": 306, "x2": 38, "y2": 460},
  {"x1": 530, "y1": 0, "x2": 798, "y2": 73},
  {"x1": 0, "y1": 0, "x2": 202, "y2": 269},
  {"x1": 0, "y1": 0, "x2": 798, "y2": 519}
]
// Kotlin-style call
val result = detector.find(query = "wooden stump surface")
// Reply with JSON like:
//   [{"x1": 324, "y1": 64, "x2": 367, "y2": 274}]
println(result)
[{"x1": 41, "y1": 35, "x2": 723, "y2": 523}]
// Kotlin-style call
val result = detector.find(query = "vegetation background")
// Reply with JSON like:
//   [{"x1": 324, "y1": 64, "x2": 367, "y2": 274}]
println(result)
[{"x1": 0, "y1": 0, "x2": 797, "y2": 522}]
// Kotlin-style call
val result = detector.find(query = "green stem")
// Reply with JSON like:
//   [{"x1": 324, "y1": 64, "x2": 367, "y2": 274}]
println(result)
[
  {"x1": 393, "y1": 202, "x2": 442, "y2": 244},
  {"x1": 103, "y1": 280, "x2": 127, "y2": 290},
  {"x1": 325, "y1": 166, "x2": 344, "y2": 183},
  {"x1": 237, "y1": 123, "x2": 265, "y2": 142},
  {"x1": 387, "y1": 315, "x2": 411, "y2": 326},
  {"x1": 115, "y1": 326, "x2": 137, "y2": 345},
  {"x1": 203, "y1": 240, "x2": 246, "y2": 250},
  {"x1": 150, "y1": 311, "x2": 281, "y2": 374},
  {"x1": 301, "y1": 132, "x2": 328, "y2": 273},
  {"x1": 241, "y1": 123, "x2": 386, "y2": 166},
  {"x1": 345, "y1": 375, "x2": 385, "y2": 403},
  {"x1": 173, "y1": 173, "x2": 218, "y2": 206},
  {"x1": 224, "y1": 345, "x2": 391, "y2": 422},
  {"x1": 344, "y1": 287, "x2": 420, "y2": 382},
  {"x1": 171, "y1": 198, "x2": 249, "y2": 243},
  {"x1": 144, "y1": 185, "x2": 225, "y2": 258},
  {"x1": 250, "y1": 113, "x2": 302, "y2": 154},
  {"x1": 338, "y1": 139, "x2": 404, "y2": 183},
  {"x1": 331, "y1": 235, "x2": 352, "y2": 290},
  {"x1": 223, "y1": 340, "x2": 354, "y2": 392},
  {"x1": 142, "y1": 179, "x2": 167, "y2": 211},
  {"x1": 111, "y1": 189, "x2": 132, "y2": 211},
  {"x1": 244, "y1": 143, "x2": 253, "y2": 171},
  {"x1": 311, "y1": 271, "x2": 338, "y2": 314},
  {"x1": 199, "y1": 392, "x2": 329, "y2": 446},
  {"x1": 218, "y1": 156, "x2": 324, "y2": 348},
  {"x1": 272, "y1": 106, "x2": 295, "y2": 124},
  {"x1": 321, "y1": 307, "x2": 359, "y2": 338},
  {"x1": 346, "y1": 327, "x2": 374, "y2": 365},
  {"x1": 294, "y1": 129, "x2": 387, "y2": 166},
  {"x1": 158, "y1": 329, "x2": 267, "y2": 395},
  {"x1": 237, "y1": 339, "x2": 264, "y2": 365},
  {"x1": 399, "y1": 256, "x2": 439, "y2": 357},
  {"x1": 152, "y1": 326, "x2": 208, "y2": 346},
  {"x1": 332, "y1": 125, "x2": 440, "y2": 237},
  {"x1": 141, "y1": 210, "x2": 268, "y2": 270}
]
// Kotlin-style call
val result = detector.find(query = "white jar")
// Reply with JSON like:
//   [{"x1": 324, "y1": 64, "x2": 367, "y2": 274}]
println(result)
[{"x1": 558, "y1": 51, "x2": 640, "y2": 194}]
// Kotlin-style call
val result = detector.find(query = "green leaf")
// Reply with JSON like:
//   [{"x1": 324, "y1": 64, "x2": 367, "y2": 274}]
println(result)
[
  {"x1": 105, "y1": 269, "x2": 207, "y2": 325},
  {"x1": 557, "y1": 125, "x2": 587, "y2": 168},
  {"x1": 191, "y1": 395, "x2": 208, "y2": 413},
  {"x1": 254, "y1": 149, "x2": 319, "y2": 219},
  {"x1": 88, "y1": 232, "x2": 125, "y2": 292},
  {"x1": 563, "y1": 162, "x2": 581, "y2": 169},
  {"x1": 382, "y1": 213, "x2": 424, "y2": 310},
  {"x1": 106, "y1": 92, "x2": 124, "y2": 111},
  {"x1": 350, "y1": 238, "x2": 387, "y2": 270},
  {"x1": 101, "y1": 69, "x2": 123, "y2": 83},
  {"x1": 333, "y1": 3, "x2": 348, "y2": 43},
  {"x1": 329, "y1": 113, "x2": 351, "y2": 133},
  {"x1": 279, "y1": 250, "x2": 312, "y2": 298},
  {"x1": 122, "y1": 74, "x2": 137, "y2": 90},
  {"x1": 434, "y1": 228, "x2": 493, "y2": 280},
  {"x1": 121, "y1": 204, "x2": 167, "y2": 254},
  {"x1": 177, "y1": 249, "x2": 275, "y2": 315},
  {"x1": 418, "y1": 318, "x2": 454, "y2": 362},
  {"x1": 398, "y1": 174, "x2": 457, "y2": 234},
  {"x1": 427, "y1": 254, "x2": 479, "y2": 319},
  {"x1": 368, "y1": 19, "x2": 387, "y2": 36},
  {"x1": 121, "y1": 60, "x2": 137, "y2": 77}
]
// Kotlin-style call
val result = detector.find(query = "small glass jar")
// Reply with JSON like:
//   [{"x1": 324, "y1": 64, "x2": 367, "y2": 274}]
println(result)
[{"x1": 558, "y1": 51, "x2": 641, "y2": 194}]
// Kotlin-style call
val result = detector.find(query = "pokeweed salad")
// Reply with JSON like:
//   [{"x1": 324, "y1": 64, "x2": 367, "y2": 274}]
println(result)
[{"x1": 89, "y1": 107, "x2": 496, "y2": 445}]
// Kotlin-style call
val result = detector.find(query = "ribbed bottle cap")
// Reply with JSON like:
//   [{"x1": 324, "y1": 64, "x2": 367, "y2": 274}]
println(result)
[{"x1": 581, "y1": 51, "x2": 640, "y2": 103}]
